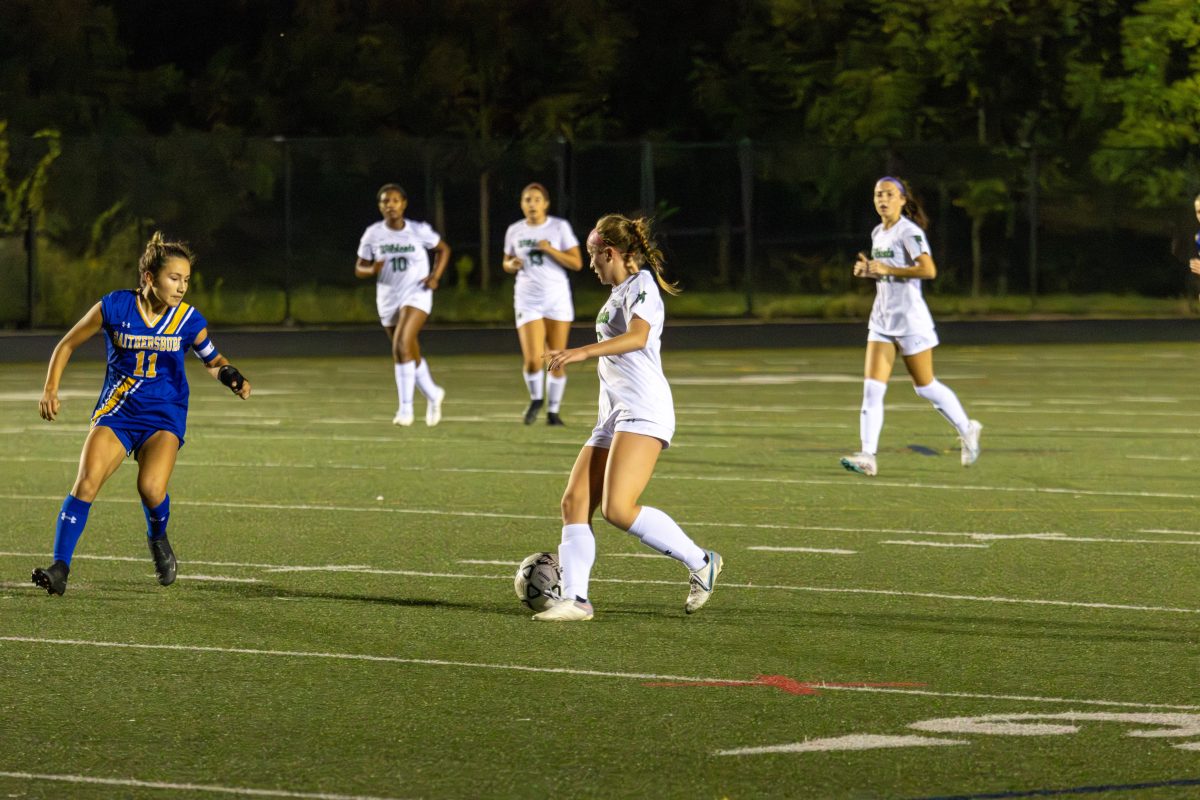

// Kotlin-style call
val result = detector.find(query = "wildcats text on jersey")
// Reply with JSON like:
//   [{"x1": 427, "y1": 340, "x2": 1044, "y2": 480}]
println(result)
[
  {"x1": 378, "y1": 243, "x2": 417, "y2": 255},
  {"x1": 110, "y1": 332, "x2": 184, "y2": 352}
]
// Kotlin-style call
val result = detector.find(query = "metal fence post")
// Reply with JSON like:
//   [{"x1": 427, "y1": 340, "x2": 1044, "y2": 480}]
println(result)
[
  {"x1": 25, "y1": 209, "x2": 36, "y2": 328},
  {"x1": 738, "y1": 138, "x2": 754, "y2": 317},
  {"x1": 276, "y1": 136, "x2": 295, "y2": 324},
  {"x1": 640, "y1": 140, "x2": 655, "y2": 216},
  {"x1": 1027, "y1": 145, "x2": 1039, "y2": 307}
]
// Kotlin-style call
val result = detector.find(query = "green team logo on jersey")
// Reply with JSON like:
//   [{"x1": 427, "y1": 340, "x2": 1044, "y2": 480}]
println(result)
[
  {"x1": 635, "y1": 291, "x2": 647, "y2": 304},
  {"x1": 596, "y1": 307, "x2": 610, "y2": 342},
  {"x1": 913, "y1": 235, "x2": 923, "y2": 245},
  {"x1": 872, "y1": 248, "x2": 895, "y2": 258}
]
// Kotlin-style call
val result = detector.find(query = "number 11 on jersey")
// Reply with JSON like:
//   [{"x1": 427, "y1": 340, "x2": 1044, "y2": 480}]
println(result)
[{"x1": 133, "y1": 350, "x2": 158, "y2": 378}]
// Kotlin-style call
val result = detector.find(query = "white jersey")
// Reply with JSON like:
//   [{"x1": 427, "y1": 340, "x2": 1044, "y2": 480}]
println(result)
[
  {"x1": 357, "y1": 219, "x2": 442, "y2": 296},
  {"x1": 867, "y1": 216, "x2": 937, "y2": 336},
  {"x1": 594, "y1": 270, "x2": 674, "y2": 431},
  {"x1": 504, "y1": 216, "x2": 579, "y2": 305}
]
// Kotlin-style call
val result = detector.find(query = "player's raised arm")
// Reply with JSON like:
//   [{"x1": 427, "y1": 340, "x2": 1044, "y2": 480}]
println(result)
[
  {"x1": 193, "y1": 328, "x2": 251, "y2": 399},
  {"x1": 40, "y1": 302, "x2": 104, "y2": 421}
]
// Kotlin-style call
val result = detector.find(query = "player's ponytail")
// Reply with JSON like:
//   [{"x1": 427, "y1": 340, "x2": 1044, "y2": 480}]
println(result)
[
  {"x1": 138, "y1": 232, "x2": 195, "y2": 287},
  {"x1": 593, "y1": 214, "x2": 681, "y2": 295}
]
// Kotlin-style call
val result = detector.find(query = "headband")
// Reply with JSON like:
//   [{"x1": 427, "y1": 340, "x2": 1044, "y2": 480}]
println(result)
[
  {"x1": 878, "y1": 176, "x2": 906, "y2": 195},
  {"x1": 586, "y1": 229, "x2": 609, "y2": 251}
]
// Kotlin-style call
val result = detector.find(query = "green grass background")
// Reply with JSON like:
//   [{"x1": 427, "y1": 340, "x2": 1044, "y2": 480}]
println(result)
[{"x1": 1, "y1": 342, "x2": 1198, "y2": 799}]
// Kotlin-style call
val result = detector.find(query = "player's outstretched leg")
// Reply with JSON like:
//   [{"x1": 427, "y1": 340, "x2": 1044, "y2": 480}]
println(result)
[
  {"x1": 31, "y1": 561, "x2": 69, "y2": 596},
  {"x1": 960, "y1": 419, "x2": 982, "y2": 466},
  {"x1": 148, "y1": 537, "x2": 177, "y2": 586},
  {"x1": 532, "y1": 597, "x2": 594, "y2": 621},
  {"x1": 840, "y1": 452, "x2": 877, "y2": 477},
  {"x1": 685, "y1": 550, "x2": 723, "y2": 614}
]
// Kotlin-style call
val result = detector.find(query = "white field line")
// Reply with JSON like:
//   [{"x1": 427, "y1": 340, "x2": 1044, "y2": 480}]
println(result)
[
  {"x1": 1, "y1": 635, "x2": 1197, "y2": 712},
  {"x1": 1, "y1": 550, "x2": 1196, "y2": 616},
  {"x1": 178, "y1": 574, "x2": 261, "y2": 583},
  {"x1": 0, "y1": 771, "x2": 405, "y2": 800},
  {"x1": 1128, "y1": 455, "x2": 1197, "y2": 462},
  {"x1": 1140, "y1": 529, "x2": 1200, "y2": 536},
  {"x1": 5, "y1": 494, "x2": 1200, "y2": 549},
  {"x1": 748, "y1": 546, "x2": 857, "y2": 555},
  {"x1": 881, "y1": 541, "x2": 991, "y2": 549},
  {"x1": 17, "y1": 452, "x2": 1197, "y2": 504}
]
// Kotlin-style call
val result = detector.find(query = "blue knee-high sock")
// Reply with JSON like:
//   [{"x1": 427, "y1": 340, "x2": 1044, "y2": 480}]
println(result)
[
  {"x1": 53, "y1": 495, "x2": 93, "y2": 566},
  {"x1": 143, "y1": 495, "x2": 170, "y2": 541}
]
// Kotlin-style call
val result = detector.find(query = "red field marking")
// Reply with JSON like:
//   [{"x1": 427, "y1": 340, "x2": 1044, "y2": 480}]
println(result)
[{"x1": 642, "y1": 675, "x2": 926, "y2": 696}]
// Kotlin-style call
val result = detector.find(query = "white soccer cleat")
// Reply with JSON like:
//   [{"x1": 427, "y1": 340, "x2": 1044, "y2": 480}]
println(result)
[
  {"x1": 840, "y1": 452, "x2": 877, "y2": 477},
  {"x1": 960, "y1": 419, "x2": 982, "y2": 466},
  {"x1": 532, "y1": 598, "x2": 594, "y2": 621},
  {"x1": 425, "y1": 386, "x2": 445, "y2": 427},
  {"x1": 685, "y1": 551, "x2": 723, "y2": 614},
  {"x1": 392, "y1": 407, "x2": 414, "y2": 427}
]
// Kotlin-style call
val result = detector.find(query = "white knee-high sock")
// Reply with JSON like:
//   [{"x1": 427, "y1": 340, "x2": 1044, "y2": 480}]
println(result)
[
  {"x1": 524, "y1": 370, "x2": 544, "y2": 401},
  {"x1": 627, "y1": 506, "x2": 706, "y2": 571},
  {"x1": 558, "y1": 523, "x2": 595, "y2": 602},
  {"x1": 414, "y1": 358, "x2": 439, "y2": 400},
  {"x1": 860, "y1": 378, "x2": 887, "y2": 455},
  {"x1": 546, "y1": 375, "x2": 566, "y2": 413},
  {"x1": 396, "y1": 361, "x2": 416, "y2": 410},
  {"x1": 914, "y1": 379, "x2": 970, "y2": 435}
]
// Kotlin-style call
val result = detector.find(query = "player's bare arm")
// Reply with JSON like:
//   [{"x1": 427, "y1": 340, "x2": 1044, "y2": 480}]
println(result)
[
  {"x1": 355, "y1": 257, "x2": 383, "y2": 279},
  {"x1": 195, "y1": 330, "x2": 252, "y2": 399},
  {"x1": 423, "y1": 240, "x2": 451, "y2": 289},
  {"x1": 544, "y1": 317, "x2": 651, "y2": 372},
  {"x1": 40, "y1": 302, "x2": 104, "y2": 422},
  {"x1": 502, "y1": 254, "x2": 523, "y2": 273},
  {"x1": 538, "y1": 241, "x2": 583, "y2": 271}
]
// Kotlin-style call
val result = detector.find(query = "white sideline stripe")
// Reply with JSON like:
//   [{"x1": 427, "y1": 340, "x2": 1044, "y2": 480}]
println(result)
[
  {"x1": 0, "y1": 455, "x2": 388, "y2": 471},
  {"x1": 179, "y1": 574, "x2": 261, "y2": 583},
  {"x1": 1129, "y1": 455, "x2": 1197, "y2": 462},
  {"x1": 265, "y1": 565, "x2": 374, "y2": 573},
  {"x1": 4, "y1": 633, "x2": 1195, "y2": 714},
  {"x1": 2, "y1": 550, "x2": 1193, "y2": 615},
  {"x1": 0, "y1": 771, "x2": 404, "y2": 800},
  {"x1": 1140, "y1": 528, "x2": 1200, "y2": 537},
  {"x1": 748, "y1": 546, "x2": 857, "y2": 555},
  {"x1": 1, "y1": 636, "x2": 1196, "y2": 712},
  {"x1": 457, "y1": 559, "x2": 520, "y2": 566},
  {"x1": 882, "y1": 541, "x2": 991, "y2": 549}
]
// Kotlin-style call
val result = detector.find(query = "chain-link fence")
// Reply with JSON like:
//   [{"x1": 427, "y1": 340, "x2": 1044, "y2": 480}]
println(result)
[{"x1": 4, "y1": 135, "x2": 1197, "y2": 326}]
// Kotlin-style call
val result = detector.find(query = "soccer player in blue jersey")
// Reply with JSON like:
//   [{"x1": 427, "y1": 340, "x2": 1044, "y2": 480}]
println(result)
[{"x1": 31, "y1": 232, "x2": 252, "y2": 596}]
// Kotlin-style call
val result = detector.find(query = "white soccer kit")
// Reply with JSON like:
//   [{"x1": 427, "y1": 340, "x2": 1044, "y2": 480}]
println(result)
[
  {"x1": 357, "y1": 218, "x2": 442, "y2": 323},
  {"x1": 587, "y1": 270, "x2": 675, "y2": 448},
  {"x1": 503, "y1": 216, "x2": 579, "y2": 326},
  {"x1": 867, "y1": 216, "x2": 937, "y2": 338}
]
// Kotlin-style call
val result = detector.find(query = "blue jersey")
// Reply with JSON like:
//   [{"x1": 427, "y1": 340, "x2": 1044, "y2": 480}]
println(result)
[{"x1": 91, "y1": 290, "x2": 211, "y2": 435}]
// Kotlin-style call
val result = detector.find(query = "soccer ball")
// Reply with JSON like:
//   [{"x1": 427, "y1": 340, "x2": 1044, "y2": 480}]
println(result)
[{"x1": 514, "y1": 552, "x2": 563, "y2": 611}]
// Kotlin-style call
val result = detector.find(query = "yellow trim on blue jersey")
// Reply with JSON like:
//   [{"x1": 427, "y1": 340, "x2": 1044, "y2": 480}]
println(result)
[
  {"x1": 91, "y1": 377, "x2": 137, "y2": 421},
  {"x1": 135, "y1": 296, "x2": 164, "y2": 328},
  {"x1": 163, "y1": 302, "x2": 191, "y2": 335}
]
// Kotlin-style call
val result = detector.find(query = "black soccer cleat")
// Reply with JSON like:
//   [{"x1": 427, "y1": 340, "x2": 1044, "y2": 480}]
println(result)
[
  {"x1": 31, "y1": 560, "x2": 69, "y2": 596},
  {"x1": 546, "y1": 412, "x2": 565, "y2": 426},
  {"x1": 523, "y1": 398, "x2": 544, "y2": 425},
  {"x1": 148, "y1": 536, "x2": 177, "y2": 586}
]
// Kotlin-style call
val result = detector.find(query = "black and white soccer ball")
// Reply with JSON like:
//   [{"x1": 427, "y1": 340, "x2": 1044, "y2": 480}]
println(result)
[{"x1": 514, "y1": 552, "x2": 563, "y2": 611}]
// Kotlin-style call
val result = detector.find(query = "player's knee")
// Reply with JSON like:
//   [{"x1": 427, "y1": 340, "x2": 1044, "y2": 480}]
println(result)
[
  {"x1": 560, "y1": 491, "x2": 589, "y2": 522},
  {"x1": 600, "y1": 499, "x2": 636, "y2": 531},
  {"x1": 70, "y1": 480, "x2": 101, "y2": 503},
  {"x1": 136, "y1": 481, "x2": 167, "y2": 508}
]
